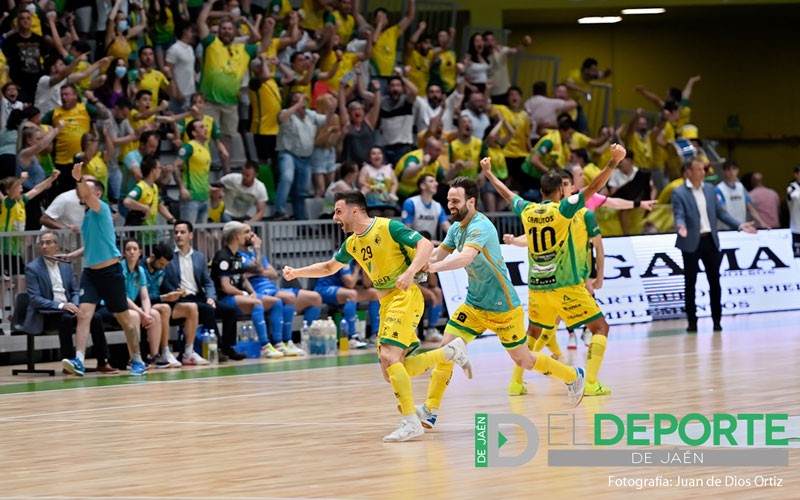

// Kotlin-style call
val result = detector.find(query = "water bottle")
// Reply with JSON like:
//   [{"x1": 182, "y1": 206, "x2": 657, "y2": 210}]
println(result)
[
  {"x1": 326, "y1": 316, "x2": 336, "y2": 354},
  {"x1": 208, "y1": 329, "x2": 219, "y2": 365},
  {"x1": 339, "y1": 317, "x2": 349, "y2": 352},
  {"x1": 237, "y1": 323, "x2": 245, "y2": 344},
  {"x1": 201, "y1": 329, "x2": 210, "y2": 359},
  {"x1": 301, "y1": 320, "x2": 310, "y2": 351},
  {"x1": 310, "y1": 320, "x2": 320, "y2": 355},
  {"x1": 247, "y1": 324, "x2": 257, "y2": 342}
]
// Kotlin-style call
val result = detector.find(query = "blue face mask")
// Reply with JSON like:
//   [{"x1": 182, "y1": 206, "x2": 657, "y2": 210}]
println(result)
[
  {"x1": 115, "y1": 66, "x2": 127, "y2": 78},
  {"x1": 118, "y1": 20, "x2": 129, "y2": 32}
]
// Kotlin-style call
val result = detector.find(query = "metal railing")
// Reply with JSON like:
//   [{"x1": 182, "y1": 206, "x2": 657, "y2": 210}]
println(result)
[{"x1": 511, "y1": 53, "x2": 561, "y2": 100}]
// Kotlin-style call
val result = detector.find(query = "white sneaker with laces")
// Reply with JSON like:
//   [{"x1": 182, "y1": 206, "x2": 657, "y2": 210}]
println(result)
[
  {"x1": 442, "y1": 337, "x2": 473, "y2": 379},
  {"x1": 286, "y1": 340, "x2": 306, "y2": 356},
  {"x1": 383, "y1": 415, "x2": 425, "y2": 442},
  {"x1": 349, "y1": 337, "x2": 368, "y2": 349},
  {"x1": 262, "y1": 344, "x2": 285, "y2": 358},
  {"x1": 183, "y1": 352, "x2": 210, "y2": 365}
]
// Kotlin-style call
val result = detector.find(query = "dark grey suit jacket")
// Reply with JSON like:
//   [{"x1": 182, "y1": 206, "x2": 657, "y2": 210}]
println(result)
[
  {"x1": 23, "y1": 256, "x2": 80, "y2": 334},
  {"x1": 672, "y1": 182, "x2": 742, "y2": 253}
]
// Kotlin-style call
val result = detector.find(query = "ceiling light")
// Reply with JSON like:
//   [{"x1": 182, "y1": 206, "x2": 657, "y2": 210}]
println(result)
[
  {"x1": 577, "y1": 16, "x2": 622, "y2": 24},
  {"x1": 621, "y1": 8, "x2": 666, "y2": 15}
]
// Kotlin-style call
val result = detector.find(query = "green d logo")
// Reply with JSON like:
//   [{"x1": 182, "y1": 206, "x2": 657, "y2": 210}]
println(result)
[{"x1": 475, "y1": 413, "x2": 539, "y2": 467}]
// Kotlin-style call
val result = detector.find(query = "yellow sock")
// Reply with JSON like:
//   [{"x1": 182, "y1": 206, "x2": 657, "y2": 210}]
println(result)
[
  {"x1": 387, "y1": 362, "x2": 415, "y2": 415},
  {"x1": 547, "y1": 332, "x2": 563, "y2": 358},
  {"x1": 532, "y1": 353, "x2": 577, "y2": 383},
  {"x1": 403, "y1": 348, "x2": 446, "y2": 377},
  {"x1": 425, "y1": 360, "x2": 454, "y2": 410},
  {"x1": 511, "y1": 336, "x2": 537, "y2": 385},
  {"x1": 586, "y1": 334, "x2": 608, "y2": 384}
]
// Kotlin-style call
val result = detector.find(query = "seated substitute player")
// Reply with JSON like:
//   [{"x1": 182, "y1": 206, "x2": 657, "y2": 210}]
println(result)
[
  {"x1": 314, "y1": 256, "x2": 377, "y2": 349},
  {"x1": 482, "y1": 144, "x2": 627, "y2": 398},
  {"x1": 283, "y1": 191, "x2": 473, "y2": 443},
  {"x1": 417, "y1": 177, "x2": 586, "y2": 428},
  {"x1": 240, "y1": 228, "x2": 323, "y2": 357}
]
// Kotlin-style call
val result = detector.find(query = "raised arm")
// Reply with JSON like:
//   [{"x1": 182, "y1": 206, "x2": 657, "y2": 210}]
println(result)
[
  {"x1": 197, "y1": 1, "x2": 213, "y2": 40},
  {"x1": 635, "y1": 85, "x2": 664, "y2": 109},
  {"x1": 365, "y1": 80, "x2": 381, "y2": 129},
  {"x1": 397, "y1": 0, "x2": 415, "y2": 33},
  {"x1": 583, "y1": 143, "x2": 626, "y2": 201},
  {"x1": 682, "y1": 75, "x2": 701, "y2": 101},
  {"x1": 480, "y1": 157, "x2": 515, "y2": 203}
]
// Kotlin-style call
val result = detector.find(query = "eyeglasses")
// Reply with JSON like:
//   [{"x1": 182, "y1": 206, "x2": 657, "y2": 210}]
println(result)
[{"x1": 39, "y1": 240, "x2": 57, "y2": 246}]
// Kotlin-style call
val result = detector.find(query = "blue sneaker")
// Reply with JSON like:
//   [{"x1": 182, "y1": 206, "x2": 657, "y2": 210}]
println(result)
[
  {"x1": 61, "y1": 358, "x2": 85, "y2": 377},
  {"x1": 129, "y1": 360, "x2": 148, "y2": 376},
  {"x1": 416, "y1": 404, "x2": 438, "y2": 429}
]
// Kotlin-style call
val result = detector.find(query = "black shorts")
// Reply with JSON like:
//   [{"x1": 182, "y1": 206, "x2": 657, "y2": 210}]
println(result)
[{"x1": 80, "y1": 262, "x2": 129, "y2": 313}]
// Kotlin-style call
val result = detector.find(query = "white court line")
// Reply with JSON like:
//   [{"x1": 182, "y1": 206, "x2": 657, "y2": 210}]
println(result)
[
  {"x1": 0, "y1": 497, "x2": 346, "y2": 500},
  {"x1": 3, "y1": 417, "x2": 475, "y2": 429}
]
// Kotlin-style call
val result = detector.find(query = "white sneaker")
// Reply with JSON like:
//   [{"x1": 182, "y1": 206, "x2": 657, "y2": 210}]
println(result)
[
  {"x1": 275, "y1": 342, "x2": 297, "y2": 357},
  {"x1": 286, "y1": 340, "x2": 306, "y2": 356},
  {"x1": 164, "y1": 351, "x2": 182, "y2": 368},
  {"x1": 581, "y1": 329, "x2": 592, "y2": 347},
  {"x1": 426, "y1": 328, "x2": 443, "y2": 343},
  {"x1": 262, "y1": 344, "x2": 285, "y2": 359},
  {"x1": 349, "y1": 337, "x2": 368, "y2": 349},
  {"x1": 567, "y1": 333, "x2": 578, "y2": 350},
  {"x1": 383, "y1": 415, "x2": 425, "y2": 442},
  {"x1": 442, "y1": 337, "x2": 473, "y2": 379},
  {"x1": 566, "y1": 367, "x2": 586, "y2": 408},
  {"x1": 183, "y1": 352, "x2": 210, "y2": 365},
  {"x1": 415, "y1": 404, "x2": 438, "y2": 429}
]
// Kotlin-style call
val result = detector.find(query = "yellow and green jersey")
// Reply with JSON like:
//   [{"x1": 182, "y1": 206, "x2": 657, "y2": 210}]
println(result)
[
  {"x1": 570, "y1": 207, "x2": 601, "y2": 281},
  {"x1": 334, "y1": 217, "x2": 423, "y2": 290},
  {"x1": 493, "y1": 105, "x2": 530, "y2": 158},
  {"x1": 178, "y1": 140, "x2": 211, "y2": 201},
  {"x1": 128, "y1": 180, "x2": 160, "y2": 226},
  {"x1": 208, "y1": 200, "x2": 225, "y2": 223},
  {"x1": 43, "y1": 103, "x2": 96, "y2": 165},
  {"x1": 534, "y1": 130, "x2": 570, "y2": 170},
  {"x1": 431, "y1": 50, "x2": 457, "y2": 93},
  {"x1": 440, "y1": 212, "x2": 520, "y2": 312},
  {"x1": 0, "y1": 195, "x2": 27, "y2": 255},
  {"x1": 405, "y1": 49, "x2": 434, "y2": 93},
  {"x1": 512, "y1": 191, "x2": 594, "y2": 291},
  {"x1": 449, "y1": 136, "x2": 485, "y2": 179},
  {"x1": 332, "y1": 10, "x2": 356, "y2": 44},
  {"x1": 152, "y1": 7, "x2": 175, "y2": 45},
  {"x1": 370, "y1": 25, "x2": 400, "y2": 77},
  {"x1": 624, "y1": 129, "x2": 653, "y2": 169},
  {"x1": 248, "y1": 78, "x2": 281, "y2": 135},
  {"x1": 199, "y1": 35, "x2": 258, "y2": 105},
  {"x1": 395, "y1": 148, "x2": 445, "y2": 198},
  {"x1": 324, "y1": 52, "x2": 359, "y2": 92},
  {"x1": 487, "y1": 144, "x2": 508, "y2": 179}
]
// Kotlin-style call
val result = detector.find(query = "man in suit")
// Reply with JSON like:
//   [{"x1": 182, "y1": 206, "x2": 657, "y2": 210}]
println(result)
[
  {"x1": 164, "y1": 220, "x2": 245, "y2": 361},
  {"x1": 672, "y1": 157, "x2": 756, "y2": 333},
  {"x1": 24, "y1": 231, "x2": 118, "y2": 374}
]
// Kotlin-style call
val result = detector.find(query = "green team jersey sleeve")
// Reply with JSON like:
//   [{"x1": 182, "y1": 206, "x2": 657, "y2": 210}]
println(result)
[
  {"x1": 334, "y1": 239, "x2": 354, "y2": 264},
  {"x1": 388, "y1": 219, "x2": 423, "y2": 248},
  {"x1": 584, "y1": 209, "x2": 601, "y2": 238},
  {"x1": 127, "y1": 184, "x2": 144, "y2": 201},
  {"x1": 210, "y1": 120, "x2": 221, "y2": 140},
  {"x1": 558, "y1": 191, "x2": 585, "y2": 218},
  {"x1": 178, "y1": 143, "x2": 194, "y2": 162},
  {"x1": 535, "y1": 138, "x2": 554, "y2": 156},
  {"x1": 245, "y1": 43, "x2": 259, "y2": 59},
  {"x1": 511, "y1": 195, "x2": 530, "y2": 216}
]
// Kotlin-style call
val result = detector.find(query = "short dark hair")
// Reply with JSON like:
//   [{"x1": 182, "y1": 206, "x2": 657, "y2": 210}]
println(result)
[
  {"x1": 138, "y1": 45, "x2": 154, "y2": 58},
  {"x1": 134, "y1": 89, "x2": 152, "y2": 102},
  {"x1": 333, "y1": 190, "x2": 367, "y2": 211},
  {"x1": 86, "y1": 178, "x2": 105, "y2": 196},
  {"x1": 794, "y1": 165, "x2": 800, "y2": 174},
  {"x1": 508, "y1": 85, "x2": 523, "y2": 96},
  {"x1": 668, "y1": 87, "x2": 682, "y2": 103},
  {"x1": 174, "y1": 219, "x2": 194, "y2": 232},
  {"x1": 139, "y1": 130, "x2": 159, "y2": 148},
  {"x1": 186, "y1": 119, "x2": 201, "y2": 139},
  {"x1": 682, "y1": 157, "x2": 704, "y2": 173},
  {"x1": 243, "y1": 160, "x2": 259, "y2": 173},
  {"x1": 123, "y1": 237, "x2": 141, "y2": 250},
  {"x1": 387, "y1": 75, "x2": 403, "y2": 86},
  {"x1": 582, "y1": 57, "x2": 598, "y2": 70},
  {"x1": 572, "y1": 148, "x2": 590, "y2": 164},
  {"x1": 449, "y1": 176, "x2": 479, "y2": 203},
  {"x1": 663, "y1": 101, "x2": 679, "y2": 112},
  {"x1": 532, "y1": 81, "x2": 547, "y2": 96},
  {"x1": 722, "y1": 159, "x2": 738, "y2": 170},
  {"x1": 152, "y1": 242, "x2": 174, "y2": 261},
  {"x1": 373, "y1": 7, "x2": 388, "y2": 17},
  {"x1": 557, "y1": 113, "x2": 576, "y2": 131},
  {"x1": 540, "y1": 172, "x2": 564, "y2": 196},
  {"x1": 140, "y1": 154, "x2": 159, "y2": 178},
  {"x1": 417, "y1": 173, "x2": 435, "y2": 189}
]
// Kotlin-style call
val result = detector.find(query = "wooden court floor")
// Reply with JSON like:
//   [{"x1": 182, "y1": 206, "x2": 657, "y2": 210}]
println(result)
[{"x1": 0, "y1": 312, "x2": 797, "y2": 499}]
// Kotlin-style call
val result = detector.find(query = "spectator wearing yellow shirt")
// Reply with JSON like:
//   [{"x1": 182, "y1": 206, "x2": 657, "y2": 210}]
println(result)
[
  {"x1": 448, "y1": 116, "x2": 486, "y2": 181},
  {"x1": 404, "y1": 21, "x2": 439, "y2": 94},
  {"x1": 208, "y1": 182, "x2": 230, "y2": 223},
  {"x1": 366, "y1": 0, "x2": 415, "y2": 78},
  {"x1": 79, "y1": 132, "x2": 112, "y2": 202},
  {"x1": 492, "y1": 86, "x2": 531, "y2": 182},
  {"x1": 332, "y1": 0, "x2": 357, "y2": 45},
  {"x1": 135, "y1": 46, "x2": 176, "y2": 110},
  {"x1": 620, "y1": 109, "x2": 654, "y2": 171},
  {"x1": 564, "y1": 57, "x2": 612, "y2": 133},
  {"x1": 571, "y1": 149, "x2": 603, "y2": 187},
  {"x1": 430, "y1": 28, "x2": 457, "y2": 94},
  {"x1": 635, "y1": 75, "x2": 701, "y2": 131}
]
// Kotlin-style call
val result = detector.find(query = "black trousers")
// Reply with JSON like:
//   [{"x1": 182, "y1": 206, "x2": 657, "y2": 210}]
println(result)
[
  {"x1": 682, "y1": 234, "x2": 722, "y2": 325},
  {"x1": 44, "y1": 311, "x2": 110, "y2": 365},
  {"x1": 179, "y1": 296, "x2": 237, "y2": 348}
]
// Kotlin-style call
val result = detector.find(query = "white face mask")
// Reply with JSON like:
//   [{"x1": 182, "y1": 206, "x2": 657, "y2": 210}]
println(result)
[
  {"x1": 229, "y1": 7, "x2": 241, "y2": 17},
  {"x1": 26, "y1": 3, "x2": 37, "y2": 13}
]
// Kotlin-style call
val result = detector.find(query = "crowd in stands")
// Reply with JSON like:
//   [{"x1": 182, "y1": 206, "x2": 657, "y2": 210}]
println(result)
[{"x1": 0, "y1": 0, "x2": 798, "y2": 370}]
